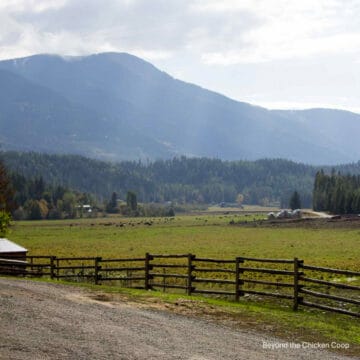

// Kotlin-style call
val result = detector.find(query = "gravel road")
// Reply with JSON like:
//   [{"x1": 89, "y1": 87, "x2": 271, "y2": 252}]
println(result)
[{"x1": 0, "y1": 278, "x2": 355, "y2": 359}]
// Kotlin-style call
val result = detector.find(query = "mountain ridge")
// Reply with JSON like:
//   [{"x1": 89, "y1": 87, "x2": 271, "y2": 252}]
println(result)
[{"x1": 0, "y1": 52, "x2": 359, "y2": 164}]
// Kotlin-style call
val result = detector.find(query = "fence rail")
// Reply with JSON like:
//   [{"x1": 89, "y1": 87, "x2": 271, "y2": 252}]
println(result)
[
  {"x1": 297, "y1": 261, "x2": 360, "y2": 317},
  {"x1": 0, "y1": 254, "x2": 359, "y2": 318}
]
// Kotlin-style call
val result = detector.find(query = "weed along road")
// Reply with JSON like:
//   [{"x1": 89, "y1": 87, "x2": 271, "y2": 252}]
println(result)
[{"x1": 0, "y1": 279, "x2": 356, "y2": 360}]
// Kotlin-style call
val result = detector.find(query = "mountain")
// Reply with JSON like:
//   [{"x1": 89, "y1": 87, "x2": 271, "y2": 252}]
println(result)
[
  {"x1": 0, "y1": 52, "x2": 359, "y2": 164},
  {"x1": 0, "y1": 66, "x2": 174, "y2": 160}
]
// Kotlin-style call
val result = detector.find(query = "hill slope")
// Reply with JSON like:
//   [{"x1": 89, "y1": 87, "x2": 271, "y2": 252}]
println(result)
[
  {"x1": 3, "y1": 151, "x2": 316, "y2": 206},
  {"x1": 0, "y1": 53, "x2": 359, "y2": 164},
  {"x1": 0, "y1": 67, "x2": 170, "y2": 160}
]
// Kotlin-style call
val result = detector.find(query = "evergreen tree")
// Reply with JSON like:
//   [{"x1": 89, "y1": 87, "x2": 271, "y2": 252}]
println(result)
[
  {"x1": 0, "y1": 160, "x2": 14, "y2": 234},
  {"x1": 126, "y1": 191, "x2": 138, "y2": 211},
  {"x1": 312, "y1": 170, "x2": 360, "y2": 214},
  {"x1": 33, "y1": 176, "x2": 45, "y2": 200},
  {"x1": 289, "y1": 191, "x2": 301, "y2": 210},
  {"x1": 0, "y1": 160, "x2": 14, "y2": 211},
  {"x1": 106, "y1": 192, "x2": 119, "y2": 213}
]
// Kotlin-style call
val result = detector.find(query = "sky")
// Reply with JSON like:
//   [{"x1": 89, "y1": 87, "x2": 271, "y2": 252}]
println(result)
[{"x1": 1, "y1": 0, "x2": 360, "y2": 113}]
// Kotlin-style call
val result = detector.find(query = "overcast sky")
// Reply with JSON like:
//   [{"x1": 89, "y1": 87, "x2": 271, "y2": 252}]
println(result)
[{"x1": 1, "y1": 0, "x2": 360, "y2": 113}]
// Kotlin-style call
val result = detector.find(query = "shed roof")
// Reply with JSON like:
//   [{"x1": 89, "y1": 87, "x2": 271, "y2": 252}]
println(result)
[{"x1": 0, "y1": 238, "x2": 27, "y2": 253}]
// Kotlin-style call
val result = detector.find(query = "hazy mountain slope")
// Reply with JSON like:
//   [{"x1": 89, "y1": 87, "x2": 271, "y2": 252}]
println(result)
[
  {"x1": 273, "y1": 109, "x2": 360, "y2": 159},
  {"x1": 0, "y1": 52, "x2": 359, "y2": 164},
  {"x1": 0, "y1": 68, "x2": 172, "y2": 160},
  {"x1": 0, "y1": 68, "x2": 100, "y2": 154}
]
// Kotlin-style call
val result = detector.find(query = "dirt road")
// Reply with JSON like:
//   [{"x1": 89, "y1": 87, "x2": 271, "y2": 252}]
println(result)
[{"x1": 0, "y1": 279, "x2": 354, "y2": 359}]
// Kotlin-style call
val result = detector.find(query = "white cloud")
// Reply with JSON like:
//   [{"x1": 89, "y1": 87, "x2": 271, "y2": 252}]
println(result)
[
  {"x1": 198, "y1": 0, "x2": 360, "y2": 65},
  {"x1": 0, "y1": 0, "x2": 359, "y2": 111},
  {"x1": 1, "y1": 0, "x2": 359, "y2": 65},
  {"x1": 0, "y1": 0, "x2": 69, "y2": 13},
  {"x1": 202, "y1": 32, "x2": 360, "y2": 65}
]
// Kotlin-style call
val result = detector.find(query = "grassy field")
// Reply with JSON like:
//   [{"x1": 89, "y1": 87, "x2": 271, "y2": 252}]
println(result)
[
  {"x1": 9, "y1": 213, "x2": 360, "y2": 271},
  {"x1": 5, "y1": 213, "x2": 360, "y2": 352}
]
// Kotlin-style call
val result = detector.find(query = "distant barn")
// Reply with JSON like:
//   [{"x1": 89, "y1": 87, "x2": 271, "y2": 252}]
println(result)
[{"x1": 0, "y1": 238, "x2": 28, "y2": 260}]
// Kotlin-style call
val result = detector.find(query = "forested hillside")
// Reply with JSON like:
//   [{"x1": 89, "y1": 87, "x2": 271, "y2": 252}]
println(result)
[{"x1": 3, "y1": 151, "x2": 318, "y2": 207}]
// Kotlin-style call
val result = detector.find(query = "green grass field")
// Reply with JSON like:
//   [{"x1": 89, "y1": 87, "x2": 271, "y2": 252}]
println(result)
[
  {"x1": 5, "y1": 213, "x2": 360, "y2": 352},
  {"x1": 9, "y1": 213, "x2": 360, "y2": 271}
]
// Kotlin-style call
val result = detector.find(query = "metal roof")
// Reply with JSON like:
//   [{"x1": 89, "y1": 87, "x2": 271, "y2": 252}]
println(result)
[{"x1": 0, "y1": 238, "x2": 27, "y2": 253}]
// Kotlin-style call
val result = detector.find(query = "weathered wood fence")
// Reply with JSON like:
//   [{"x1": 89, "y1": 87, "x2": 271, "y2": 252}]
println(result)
[{"x1": 1, "y1": 254, "x2": 359, "y2": 317}]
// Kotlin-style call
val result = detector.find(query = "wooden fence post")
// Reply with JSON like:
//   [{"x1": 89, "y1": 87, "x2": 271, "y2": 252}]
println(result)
[
  {"x1": 94, "y1": 257, "x2": 102, "y2": 285},
  {"x1": 144, "y1": 253, "x2": 152, "y2": 290},
  {"x1": 235, "y1": 257, "x2": 244, "y2": 301},
  {"x1": 56, "y1": 258, "x2": 59, "y2": 280},
  {"x1": 162, "y1": 267, "x2": 166, "y2": 292},
  {"x1": 50, "y1": 256, "x2": 56, "y2": 280},
  {"x1": 293, "y1": 257, "x2": 300, "y2": 310},
  {"x1": 187, "y1": 254, "x2": 194, "y2": 295}
]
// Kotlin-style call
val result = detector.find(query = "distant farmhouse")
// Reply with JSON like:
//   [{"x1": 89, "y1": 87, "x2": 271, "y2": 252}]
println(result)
[{"x1": 77, "y1": 204, "x2": 92, "y2": 213}]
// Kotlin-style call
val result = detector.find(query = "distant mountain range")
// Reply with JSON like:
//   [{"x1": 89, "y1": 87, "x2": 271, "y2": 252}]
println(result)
[{"x1": 0, "y1": 52, "x2": 359, "y2": 164}]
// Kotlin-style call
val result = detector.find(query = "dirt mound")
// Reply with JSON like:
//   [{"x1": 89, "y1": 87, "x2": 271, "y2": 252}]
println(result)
[{"x1": 236, "y1": 216, "x2": 360, "y2": 229}]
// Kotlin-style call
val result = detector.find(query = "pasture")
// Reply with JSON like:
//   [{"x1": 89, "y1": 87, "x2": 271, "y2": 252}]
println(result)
[
  {"x1": 9, "y1": 213, "x2": 360, "y2": 271},
  {"x1": 5, "y1": 213, "x2": 360, "y2": 352}
]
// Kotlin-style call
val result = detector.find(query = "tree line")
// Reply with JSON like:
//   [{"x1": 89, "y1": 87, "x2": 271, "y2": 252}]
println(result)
[
  {"x1": 3, "y1": 151, "x2": 360, "y2": 226},
  {"x1": 2, "y1": 151, "x2": 318, "y2": 207},
  {"x1": 313, "y1": 170, "x2": 360, "y2": 214},
  {"x1": 0, "y1": 157, "x2": 175, "y2": 224},
  {"x1": 106, "y1": 191, "x2": 175, "y2": 217},
  {"x1": 10, "y1": 172, "x2": 97, "y2": 220}
]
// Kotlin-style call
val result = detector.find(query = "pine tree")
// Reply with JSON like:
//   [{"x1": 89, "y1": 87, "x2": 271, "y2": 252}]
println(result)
[
  {"x1": 106, "y1": 192, "x2": 119, "y2": 213},
  {"x1": 126, "y1": 191, "x2": 138, "y2": 211},
  {"x1": 289, "y1": 191, "x2": 301, "y2": 210},
  {"x1": 0, "y1": 160, "x2": 14, "y2": 211}
]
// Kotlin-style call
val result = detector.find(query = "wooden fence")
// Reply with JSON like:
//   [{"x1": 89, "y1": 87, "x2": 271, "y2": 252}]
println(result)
[{"x1": 1, "y1": 254, "x2": 359, "y2": 317}]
